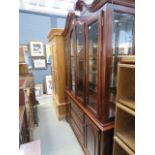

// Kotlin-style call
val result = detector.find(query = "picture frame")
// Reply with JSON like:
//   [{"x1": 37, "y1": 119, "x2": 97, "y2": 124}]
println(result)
[
  {"x1": 35, "y1": 84, "x2": 43, "y2": 97},
  {"x1": 19, "y1": 44, "x2": 33, "y2": 69},
  {"x1": 45, "y1": 75, "x2": 52, "y2": 95},
  {"x1": 30, "y1": 41, "x2": 45, "y2": 57},
  {"x1": 46, "y1": 44, "x2": 51, "y2": 64},
  {"x1": 32, "y1": 58, "x2": 46, "y2": 69}
]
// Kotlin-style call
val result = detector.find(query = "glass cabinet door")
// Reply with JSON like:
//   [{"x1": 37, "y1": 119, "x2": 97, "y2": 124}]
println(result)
[
  {"x1": 87, "y1": 21, "x2": 98, "y2": 111},
  {"x1": 70, "y1": 31, "x2": 76, "y2": 95},
  {"x1": 65, "y1": 39, "x2": 71, "y2": 89},
  {"x1": 76, "y1": 25, "x2": 85, "y2": 101},
  {"x1": 109, "y1": 12, "x2": 135, "y2": 103}
]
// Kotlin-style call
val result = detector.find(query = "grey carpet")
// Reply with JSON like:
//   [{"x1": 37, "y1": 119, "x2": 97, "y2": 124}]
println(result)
[{"x1": 33, "y1": 95, "x2": 84, "y2": 155}]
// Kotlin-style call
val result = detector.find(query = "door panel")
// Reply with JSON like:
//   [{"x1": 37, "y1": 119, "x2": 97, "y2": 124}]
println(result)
[{"x1": 85, "y1": 116, "x2": 99, "y2": 155}]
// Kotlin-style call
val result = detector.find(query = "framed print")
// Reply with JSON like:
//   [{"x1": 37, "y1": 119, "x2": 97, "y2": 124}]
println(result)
[
  {"x1": 46, "y1": 44, "x2": 51, "y2": 64},
  {"x1": 45, "y1": 75, "x2": 52, "y2": 95},
  {"x1": 35, "y1": 84, "x2": 43, "y2": 97},
  {"x1": 19, "y1": 44, "x2": 33, "y2": 69},
  {"x1": 32, "y1": 58, "x2": 46, "y2": 69},
  {"x1": 30, "y1": 41, "x2": 44, "y2": 57}
]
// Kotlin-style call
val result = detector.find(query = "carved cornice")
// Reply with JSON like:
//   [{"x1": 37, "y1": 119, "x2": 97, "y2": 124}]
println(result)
[
  {"x1": 48, "y1": 28, "x2": 64, "y2": 41},
  {"x1": 62, "y1": 12, "x2": 76, "y2": 37},
  {"x1": 75, "y1": 0, "x2": 134, "y2": 12}
]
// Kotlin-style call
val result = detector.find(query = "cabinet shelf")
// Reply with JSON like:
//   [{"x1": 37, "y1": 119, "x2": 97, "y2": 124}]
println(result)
[
  {"x1": 117, "y1": 64, "x2": 135, "y2": 110},
  {"x1": 118, "y1": 97, "x2": 135, "y2": 110},
  {"x1": 116, "y1": 129, "x2": 135, "y2": 151},
  {"x1": 115, "y1": 106, "x2": 135, "y2": 151},
  {"x1": 117, "y1": 101, "x2": 135, "y2": 116},
  {"x1": 114, "y1": 136, "x2": 134, "y2": 155}
]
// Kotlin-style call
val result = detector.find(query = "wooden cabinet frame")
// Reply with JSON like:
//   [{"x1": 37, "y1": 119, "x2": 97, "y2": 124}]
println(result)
[
  {"x1": 100, "y1": 4, "x2": 135, "y2": 123},
  {"x1": 63, "y1": 0, "x2": 135, "y2": 155}
]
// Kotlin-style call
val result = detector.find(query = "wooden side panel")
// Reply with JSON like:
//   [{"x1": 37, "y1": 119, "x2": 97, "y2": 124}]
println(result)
[
  {"x1": 48, "y1": 29, "x2": 67, "y2": 120},
  {"x1": 100, "y1": 129, "x2": 114, "y2": 155},
  {"x1": 85, "y1": 116, "x2": 99, "y2": 155},
  {"x1": 56, "y1": 36, "x2": 66, "y2": 103}
]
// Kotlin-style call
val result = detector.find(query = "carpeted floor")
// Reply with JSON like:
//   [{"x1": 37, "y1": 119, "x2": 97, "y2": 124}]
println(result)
[{"x1": 32, "y1": 94, "x2": 84, "y2": 155}]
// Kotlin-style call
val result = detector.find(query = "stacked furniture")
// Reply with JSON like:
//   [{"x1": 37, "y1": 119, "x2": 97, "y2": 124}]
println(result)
[
  {"x1": 19, "y1": 74, "x2": 35, "y2": 130},
  {"x1": 19, "y1": 79, "x2": 30, "y2": 145},
  {"x1": 113, "y1": 56, "x2": 135, "y2": 155},
  {"x1": 48, "y1": 28, "x2": 67, "y2": 120},
  {"x1": 19, "y1": 46, "x2": 38, "y2": 130},
  {"x1": 63, "y1": 0, "x2": 135, "y2": 155}
]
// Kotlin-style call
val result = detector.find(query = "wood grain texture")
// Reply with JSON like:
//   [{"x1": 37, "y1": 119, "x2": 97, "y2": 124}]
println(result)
[
  {"x1": 113, "y1": 56, "x2": 135, "y2": 154},
  {"x1": 53, "y1": 93, "x2": 68, "y2": 120},
  {"x1": 63, "y1": 1, "x2": 135, "y2": 155},
  {"x1": 113, "y1": 136, "x2": 134, "y2": 155},
  {"x1": 62, "y1": 12, "x2": 76, "y2": 38},
  {"x1": 48, "y1": 28, "x2": 67, "y2": 120}
]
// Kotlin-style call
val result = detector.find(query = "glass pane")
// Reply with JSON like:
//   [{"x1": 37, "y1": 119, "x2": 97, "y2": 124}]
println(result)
[
  {"x1": 109, "y1": 12, "x2": 135, "y2": 103},
  {"x1": 65, "y1": 39, "x2": 71, "y2": 89},
  {"x1": 70, "y1": 31, "x2": 75, "y2": 95},
  {"x1": 76, "y1": 26, "x2": 84, "y2": 100},
  {"x1": 87, "y1": 21, "x2": 98, "y2": 110},
  {"x1": 77, "y1": 59, "x2": 84, "y2": 96}
]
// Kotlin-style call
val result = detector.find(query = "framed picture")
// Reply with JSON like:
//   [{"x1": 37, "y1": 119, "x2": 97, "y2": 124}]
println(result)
[
  {"x1": 45, "y1": 75, "x2": 52, "y2": 95},
  {"x1": 46, "y1": 44, "x2": 51, "y2": 64},
  {"x1": 30, "y1": 41, "x2": 44, "y2": 57},
  {"x1": 35, "y1": 84, "x2": 43, "y2": 97},
  {"x1": 32, "y1": 58, "x2": 46, "y2": 69},
  {"x1": 19, "y1": 44, "x2": 33, "y2": 69}
]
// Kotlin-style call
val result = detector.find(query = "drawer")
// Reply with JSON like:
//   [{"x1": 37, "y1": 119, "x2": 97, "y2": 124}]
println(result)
[
  {"x1": 70, "y1": 117, "x2": 84, "y2": 145},
  {"x1": 71, "y1": 108, "x2": 84, "y2": 134},
  {"x1": 71, "y1": 101, "x2": 84, "y2": 121}
]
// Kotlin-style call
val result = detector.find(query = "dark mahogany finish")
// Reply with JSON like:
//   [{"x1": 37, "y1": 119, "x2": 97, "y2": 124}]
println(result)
[{"x1": 63, "y1": 0, "x2": 135, "y2": 155}]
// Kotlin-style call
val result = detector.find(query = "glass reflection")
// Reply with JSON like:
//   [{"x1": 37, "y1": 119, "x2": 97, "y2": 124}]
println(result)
[
  {"x1": 87, "y1": 21, "x2": 98, "y2": 110},
  {"x1": 110, "y1": 13, "x2": 135, "y2": 103},
  {"x1": 77, "y1": 26, "x2": 84, "y2": 100},
  {"x1": 70, "y1": 31, "x2": 75, "y2": 94}
]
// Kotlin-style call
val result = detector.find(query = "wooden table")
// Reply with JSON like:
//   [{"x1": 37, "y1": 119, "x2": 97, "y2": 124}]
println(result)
[{"x1": 20, "y1": 140, "x2": 41, "y2": 155}]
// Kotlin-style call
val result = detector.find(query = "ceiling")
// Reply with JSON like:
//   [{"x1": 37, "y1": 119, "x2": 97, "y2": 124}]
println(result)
[{"x1": 19, "y1": 0, "x2": 94, "y2": 17}]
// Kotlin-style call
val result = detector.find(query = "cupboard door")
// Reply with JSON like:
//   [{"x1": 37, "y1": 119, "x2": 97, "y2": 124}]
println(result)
[
  {"x1": 65, "y1": 39, "x2": 71, "y2": 90},
  {"x1": 65, "y1": 39, "x2": 70, "y2": 88},
  {"x1": 87, "y1": 20, "x2": 99, "y2": 112},
  {"x1": 109, "y1": 12, "x2": 135, "y2": 104},
  {"x1": 76, "y1": 25, "x2": 85, "y2": 102},
  {"x1": 100, "y1": 130, "x2": 114, "y2": 155},
  {"x1": 85, "y1": 117, "x2": 99, "y2": 155}
]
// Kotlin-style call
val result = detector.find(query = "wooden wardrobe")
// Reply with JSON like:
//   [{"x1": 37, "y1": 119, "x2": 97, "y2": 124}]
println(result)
[
  {"x1": 48, "y1": 28, "x2": 67, "y2": 120},
  {"x1": 63, "y1": 0, "x2": 135, "y2": 154}
]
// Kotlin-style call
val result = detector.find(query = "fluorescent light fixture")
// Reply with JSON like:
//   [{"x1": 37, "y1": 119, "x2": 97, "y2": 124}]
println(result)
[{"x1": 20, "y1": 0, "x2": 77, "y2": 16}]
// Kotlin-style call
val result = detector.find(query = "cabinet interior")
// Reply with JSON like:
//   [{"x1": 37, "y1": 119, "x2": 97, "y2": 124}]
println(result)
[
  {"x1": 115, "y1": 107, "x2": 135, "y2": 151},
  {"x1": 117, "y1": 64, "x2": 135, "y2": 110}
]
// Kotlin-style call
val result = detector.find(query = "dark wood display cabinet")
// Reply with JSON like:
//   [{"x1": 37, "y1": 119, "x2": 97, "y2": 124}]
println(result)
[{"x1": 63, "y1": 0, "x2": 135, "y2": 155}]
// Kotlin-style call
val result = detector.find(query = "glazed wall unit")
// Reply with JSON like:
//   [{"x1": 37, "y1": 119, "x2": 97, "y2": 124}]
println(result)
[
  {"x1": 48, "y1": 29, "x2": 67, "y2": 120},
  {"x1": 63, "y1": 0, "x2": 135, "y2": 155}
]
